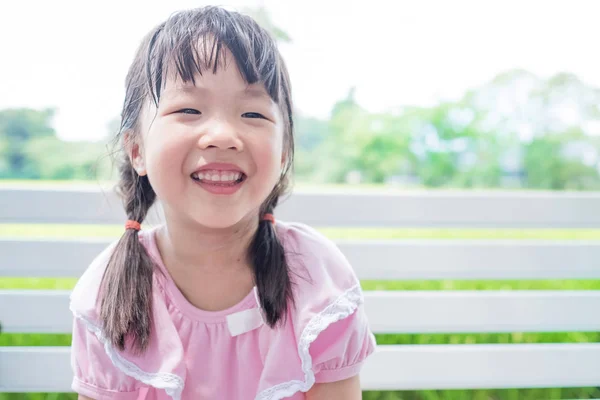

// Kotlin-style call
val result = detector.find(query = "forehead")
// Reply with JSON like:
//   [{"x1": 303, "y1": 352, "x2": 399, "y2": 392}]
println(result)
[
  {"x1": 162, "y1": 78, "x2": 272, "y2": 102},
  {"x1": 160, "y1": 46, "x2": 272, "y2": 102}
]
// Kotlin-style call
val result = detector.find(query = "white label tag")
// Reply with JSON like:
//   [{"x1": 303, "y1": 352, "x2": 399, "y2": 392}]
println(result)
[{"x1": 227, "y1": 307, "x2": 265, "y2": 337}]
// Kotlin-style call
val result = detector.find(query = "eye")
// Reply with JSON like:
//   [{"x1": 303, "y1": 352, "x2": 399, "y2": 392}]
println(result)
[
  {"x1": 177, "y1": 108, "x2": 201, "y2": 115},
  {"x1": 242, "y1": 112, "x2": 266, "y2": 119}
]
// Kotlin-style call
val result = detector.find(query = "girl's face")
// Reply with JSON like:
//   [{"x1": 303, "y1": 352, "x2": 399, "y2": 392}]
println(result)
[{"x1": 131, "y1": 49, "x2": 285, "y2": 229}]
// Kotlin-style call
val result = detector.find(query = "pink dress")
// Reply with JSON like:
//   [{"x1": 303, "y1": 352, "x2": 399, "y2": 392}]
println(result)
[{"x1": 69, "y1": 221, "x2": 376, "y2": 399}]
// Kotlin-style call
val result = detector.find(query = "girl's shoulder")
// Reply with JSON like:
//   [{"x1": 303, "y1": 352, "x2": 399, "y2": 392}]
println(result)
[
  {"x1": 276, "y1": 220, "x2": 359, "y2": 291},
  {"x1": 275, "y1": 220, "x2": 362, "y2": 315},
  {"x1": 69, "y1": 238, "x2": 118, "y2": 318},
  {"x1": 69, "y1": 229, "x2": 157, "y2": 319}
]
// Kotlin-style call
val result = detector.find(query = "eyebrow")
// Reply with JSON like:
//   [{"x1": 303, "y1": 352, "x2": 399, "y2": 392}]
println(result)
[
  {"x1": 164, "y1": 84, "x2": 271, "y2": 101},
  {"x1": 241, "y1": 86, "x2": 271, "y2": 100}
]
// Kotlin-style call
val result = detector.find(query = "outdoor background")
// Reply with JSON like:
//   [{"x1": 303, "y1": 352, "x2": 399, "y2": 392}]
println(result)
[{"x1": 2, "y1": 0, "x2": 600, "y2": 399}]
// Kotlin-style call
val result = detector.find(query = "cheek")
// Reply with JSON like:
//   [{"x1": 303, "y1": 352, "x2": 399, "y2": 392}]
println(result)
[
  {"x1": 254, "y1": 132, "x2": 284, "y2": 181},
  {"x1": 143, "y1": 127, "x2": 189, "y2": 192}
]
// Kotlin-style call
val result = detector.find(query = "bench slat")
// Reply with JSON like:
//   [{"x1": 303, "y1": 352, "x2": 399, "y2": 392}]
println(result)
[
  {"x1": 3, "y1": 238, "x2": 600, "y2": 280},
  {"x1": 2, "y1": 186, "x2": 600, "y2": 228},
  {"x1": 361, "y1": 343, "x2": 600, "y2": 390},
  {"x1": 3, "y1": 290, "x2": 600, "y2": 334},
  {"x1": 2, "y1": 344, "x2": 600, "y2": 392},
  {"x1": 366, "y1": 290, "x2": 600, "y2": 333},
  {"x1": 339, "y1": 239, "x2": 600, "y2": 280}
]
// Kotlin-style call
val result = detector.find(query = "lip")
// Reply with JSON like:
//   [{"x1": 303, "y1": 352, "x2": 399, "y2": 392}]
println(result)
[
  {"x1": 193, "y1": 162, "x2": 246, "y2": 174},
  {"x1": 193, "y1": 178, "x2": 244, "y2": 195},
  {"x1": 190, "y1": 162, "x2": 247, "y2": 196}
]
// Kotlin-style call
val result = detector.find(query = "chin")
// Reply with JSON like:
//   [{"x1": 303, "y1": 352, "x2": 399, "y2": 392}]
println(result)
[{"x1": 191, "y1": 210, "x2": 254, "y2": 230}]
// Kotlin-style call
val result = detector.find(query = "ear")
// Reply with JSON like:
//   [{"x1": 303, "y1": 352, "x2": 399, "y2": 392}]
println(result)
[{"x1": 124, "y1": 130, "x2": 147, "y2": 176}]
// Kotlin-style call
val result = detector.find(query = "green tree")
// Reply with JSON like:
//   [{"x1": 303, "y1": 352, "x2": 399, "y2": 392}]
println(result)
[
  {"x1": 0, "y1": 108, "x2": 56, "y2": 178},
  {"x1": 356, "y1": 112, "x2": 416, "y2": 183},
  {"x1": 314, "y1": 88, "x2": 368, "y2": 182},
  {"x1": 310, "y1": 89, "x2": 417, "y2": 184},
  {"x1": 294, "y1": 113, "x2": 329, "y2": 182},
  {"x1": 24, "y1": 136, "x2": 112, "y2": 180},
  {"x1": 524, "y1": 129, "x2": 600, "y2": 190}
]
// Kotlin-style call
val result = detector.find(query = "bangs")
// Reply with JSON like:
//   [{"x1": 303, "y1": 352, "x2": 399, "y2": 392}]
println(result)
[{"x1": 145, "y1": 7, "x2": 281, "y2": 106}]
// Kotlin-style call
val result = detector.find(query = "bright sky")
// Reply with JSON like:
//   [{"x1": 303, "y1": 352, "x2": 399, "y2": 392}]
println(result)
[{"x1": 1, "y1": 0, "x2": 599, "y2": 141}]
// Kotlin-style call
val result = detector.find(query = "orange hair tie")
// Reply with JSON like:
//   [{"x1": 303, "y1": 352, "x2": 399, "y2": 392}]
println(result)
[
  {"x1": 125, "y1": 220, "x2": 141, "y2": 231},
  {"x1": 262, "y1": 213, "x2": 275, "y2": 225}
]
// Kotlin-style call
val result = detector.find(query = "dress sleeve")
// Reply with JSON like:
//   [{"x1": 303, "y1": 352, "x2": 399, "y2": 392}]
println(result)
[
  {"x1": 310, "y1": 301, "x2": 376, "y2": 383},
  {"x1": 70, "y1": 316, "x2": 141, "y2": 399}
]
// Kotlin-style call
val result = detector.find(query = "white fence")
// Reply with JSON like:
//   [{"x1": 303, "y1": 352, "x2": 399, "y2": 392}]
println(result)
[{"x1": 1, "y1": 185, "x2": 600, "y2": 393}]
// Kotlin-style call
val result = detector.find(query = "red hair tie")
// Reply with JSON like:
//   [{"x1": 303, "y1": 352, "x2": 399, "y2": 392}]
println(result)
[
  {"x1": 262, "y1": 213, "x2": 275, "y2": 225},
  {"x1": 125, "y1": 220, "x2": 141, "y2": 231}
]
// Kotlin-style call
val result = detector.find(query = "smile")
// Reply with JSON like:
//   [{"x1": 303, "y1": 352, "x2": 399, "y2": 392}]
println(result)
[
  {"x1": 191, "y1": 170, "x2": 246, "y2": 183},
  {"x1": 190, "y1": 170, "x2": 247, "y2": 195}
]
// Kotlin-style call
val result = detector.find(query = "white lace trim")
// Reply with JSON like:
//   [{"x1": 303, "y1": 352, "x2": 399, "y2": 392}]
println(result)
[
  {"x1": 71, "y1": 308, "x2": 184, "y2": 400},
  {"x1": 255, "y1": 283, "x2": 363, "y2": 400}
]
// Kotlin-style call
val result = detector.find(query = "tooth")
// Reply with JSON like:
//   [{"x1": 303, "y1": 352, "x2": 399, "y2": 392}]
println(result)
[
  {"x1": 228, "y1": 173, "x2": 235, "y2": 181},
  {"x1": 235, "y1": 172, "x2": 241, "y2": 180},
  {"x1": 211, "y1": 174, "x2": 219, "y2": 181},
  {"x1": 198, "y1": 173, "x2": 204, "y2": 179}
]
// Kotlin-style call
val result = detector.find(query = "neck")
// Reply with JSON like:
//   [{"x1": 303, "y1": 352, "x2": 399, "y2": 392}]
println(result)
[{"x1": 156, "y1": 212, "x2": 259, "y2": 277}]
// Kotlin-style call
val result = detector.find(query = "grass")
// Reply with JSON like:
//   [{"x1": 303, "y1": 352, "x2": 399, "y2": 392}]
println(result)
[
  {"x1": 3, "y1": 223, "x2": 600, "y2": 240},
  {"x1": 2, "y1": 224, "x2": 599, "y2": 400},
  {"x1": 7, "y1": 178, "x2": 596, "y2": 194}
]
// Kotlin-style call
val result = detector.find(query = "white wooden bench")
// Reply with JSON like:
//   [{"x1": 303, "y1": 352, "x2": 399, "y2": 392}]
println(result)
[{"x1": 1, "y1": 185, "x2": 600, "y2": 394}]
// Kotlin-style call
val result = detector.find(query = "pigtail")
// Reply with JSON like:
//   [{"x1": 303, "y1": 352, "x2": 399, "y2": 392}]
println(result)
[
  {"x1": 99, "y1": 155, "x2": 157, "y2": 353},
  {"x1": 249, "y1": 184, "x2": 294, "y2": 328}
]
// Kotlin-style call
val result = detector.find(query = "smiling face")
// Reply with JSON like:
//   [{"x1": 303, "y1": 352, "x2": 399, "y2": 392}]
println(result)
[{"x1": 129, "y1": 49, "x2": 286, "y2": 229}]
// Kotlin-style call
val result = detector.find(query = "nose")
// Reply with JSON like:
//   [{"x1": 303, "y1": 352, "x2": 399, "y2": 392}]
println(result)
[{"x1": 197, "y1": 117, "x2": 243, "y2": 151}]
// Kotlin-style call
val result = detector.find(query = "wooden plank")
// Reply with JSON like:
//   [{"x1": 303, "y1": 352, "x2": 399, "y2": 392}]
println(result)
[
  {"x1": 360, "y1": 343, "x2": 600, "y2": 390},
  {"x1": 364, "y1": 291, "x2": 600, "y2": 333},
  {"x1": 3, "y1": 238, "x2": 600, "y2": 280},
  {"x1": 2, "y1": 186, "x2": 600, "y2": 228},
  {"x1": 0, "y1": 186, "x2": 160, "y2": 225},
  {"x1": 0, "y1": 347, "x2": 72, "y2": 392},
  {"x1": 3, "y1": 344, "x2": 600, "y2": 392},
  {"x1": 0, "y1": 238, "x2": 114, "y2": 278},
  {"x1": 1, "y1": 290, "x2": 72, "y2": 333},
  {"x1": 338, "y1": 239, "x2": 600, "y2": 280},
  {"x1": 0, "y1": 238, "x2": 113, "y2": 277},
  {"x1": 3, "y1": 290, "x2": 600, "y2": 334}
]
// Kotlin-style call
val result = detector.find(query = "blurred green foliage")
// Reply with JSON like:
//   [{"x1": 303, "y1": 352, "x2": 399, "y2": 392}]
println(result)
[
  {"x1": 0, "y1": 108, "x2": 113, "y2": 181},
  {"x1": 3, "y1": 70, "x2": 600, "y2": 190}
]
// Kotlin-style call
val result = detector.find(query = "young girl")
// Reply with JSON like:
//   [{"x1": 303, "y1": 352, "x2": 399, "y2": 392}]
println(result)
[{"x1": 69, "y1": 6, "x2": 376, "y2": 400}]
